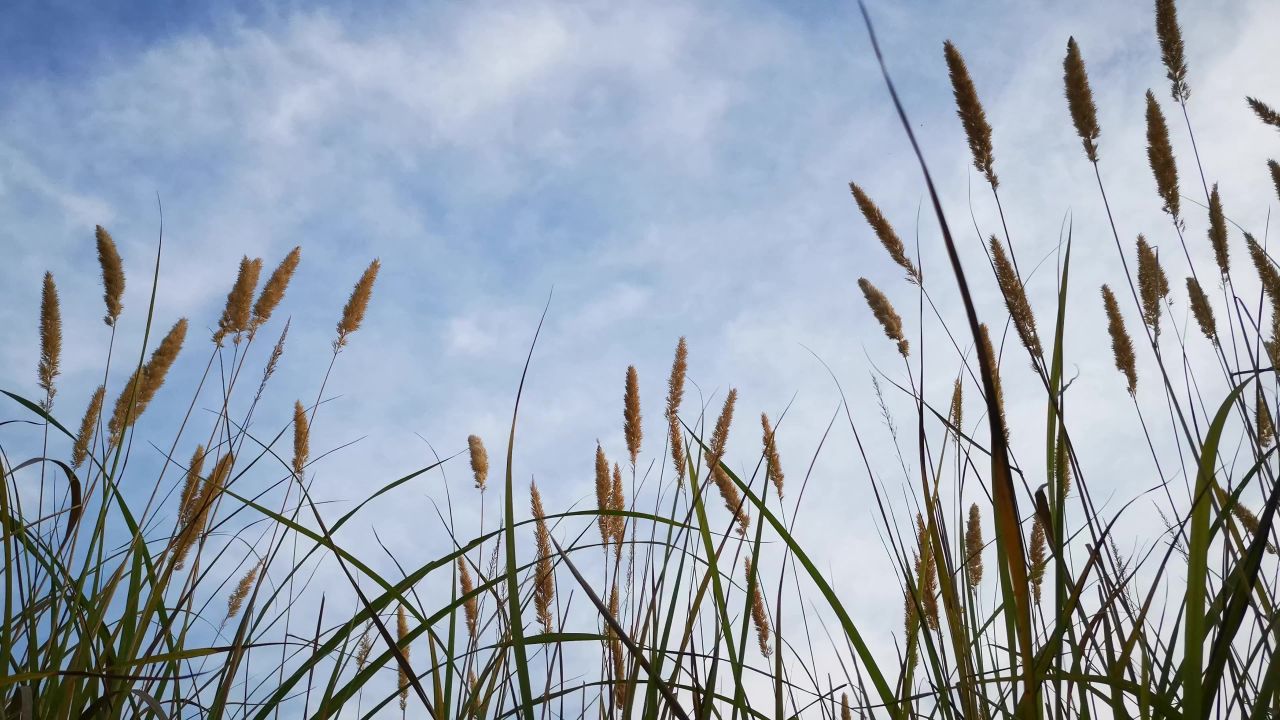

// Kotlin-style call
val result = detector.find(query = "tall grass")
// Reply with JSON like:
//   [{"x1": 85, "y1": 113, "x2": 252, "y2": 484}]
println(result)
[{"x1": 4, "y1": 1, "x2": 1280, "y2": 717}]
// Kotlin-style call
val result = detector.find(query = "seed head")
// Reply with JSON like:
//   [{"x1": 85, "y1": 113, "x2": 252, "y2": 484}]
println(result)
[
  {"x1": 1258, "y1": 386, "x2": 1275, "y2": 448},
  {"x1": 95, "y1": 225, "x2": 125, "y2": 326},
  {"x1": 965, "y1": 503, "x2": 984, "y2": 587},
  {"x1": 607, "y1": 585, "x2": 626, "y2": 709},
  {"x1": 1063, "y1": 37, "x2": 1101, "y2": 162},
  {"x1": 397, "y1": 604, "x2": 411, "y2": 710},
  {"x1": 665, "y1": 337, "x2": 688, "y2": 486},
  {"x1": 708, "y1": 389, "x2": 749, "y2": 535},
  {"x1": 108, "y1": 318, "x2": 188, "y2": 443},
  {"x1": 745, "y1": 558, "x2": 771, "y2": 657},
  {"x1": 595, "y1": 443, "x2": 612, "y2": 547},
  {"x1": 990, "y1": 235, "x2": 1041, "y2": 359},
  {"x1": 1101, "y1": 285, "x2": 1138, "y2": 395},
  {"x1": 1269, "y1": 160, "x2": 1280, "y2": 206},
  {"x1": 355, "y1": 626, "x2": 374, "y2": 670},
  {"x1": 1136, "y1": 235, "x2": 1170, "y2": 335},
  {"x1": 948, "y1": 378, "x2": 963, "y2": 440},
  {"x1": 334, "y1": 259, "x2": 380, "y2": 351},
  {"x1": 1029, "y1": 517, "x2": 1048, "y2": 603},
  {"x1": 250, "y1": 246, "x2": 300, "y2": 334},
  {"x1": 1057, "y1": 425, "x2": 1072, "y2": 498},
  {"x1": 977, "y1": 324, "x2": 1007, "y2": 434},
  {"x1": 468, "y1": 435, "x2": 489, "y2": 491},
  {"x1": 623, "y1": 365, "x2": 642, "y2": 465},
  {"x1": 458, "y1": 557, "x2": 479, "y2": 639},
  {"x1": 610, "y1": 462, "x2": 626, "y2": 552},
  {"x1": 914, "y1": 514, "x2": 939, "y2": 629},
  {"x1": 72, "y1": 385, "x2": 105, "y2": 469},
  {"x1": 225, "y1": 559, "x2": 262, "y2": 621},
  {"x1": 214, "y1": 256, "x2": 262, "y2": 345},
  {"x1": 1155, "y1": 0, "x2": 1189, "y2": 101},
  {"x1": 849, "y1": 183, "x2": 920, "y2": 283},
  {"x1": 1247, "y1": 234, "x2": 1280, "y2": 304},
  {"x1": 174, "y1": 451, "x2": 232, "y2": 570},
  {"x1": 761, "y1": 413, "x2": 784, "y2": 499},
  {"x1": 943, "y1": 41, "x2": 998, "y2": 188},
  {"x1": 178, "y1": 445, "x2": 207, "y2": 529},
  {"x1": 530, "y1": 481, "x2": 556, "y2": 634},
  {"x1": 1208, "y1": 184, "x2": 1230, "y2": 277},
  {"x1": 1186, "y1": 276, "x2": 1217, "y2": 341},
  {"x1": 1145, "y1": 91, "x2": 1181, "y2": 221},
  {"x1": 292, "y1": 401, "x2": 309, "y2": 478},
  {"x1": 38, "y1": 272, "x2": 61, "y2": 407},
  {"x1": 1249, "y1": 97, "x2": 1280, "y2": 131},
  {"x1": 858, "y1": 278, "x2": 909, "y2": 357}
]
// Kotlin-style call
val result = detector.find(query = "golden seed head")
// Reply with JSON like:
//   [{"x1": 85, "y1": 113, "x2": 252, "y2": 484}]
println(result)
[
  {"x1": 1101, "y1": 285, "x2": 1138, "y2": 396},
  {"x1": 1155, "y1": 0, "x2": 1189, "y2": 101},
  {"x1": 108, "y1": 318, "x2": 189, "y2": 443},
  {"x1": 666, "y1": 338, "x2": 689, "y2": 486},
  {"x1": 38, "y1": 272, "x2": 62, "y2": 406},
  {"x1": 1258, "y1": 386, "x2": 1275, "y2": 448},
  {"x1": 595, "y1": 443, "x2": 612, "y2": 546},
  {"x1": 903, "y1": 576, "x2": 920, "y2": 673},
  {"x1": 623, "y1": 365, "x2": 642, "y2": 465},
  {"x1": 1145, "y1": 91, "x2": 1181, "y2": 220},
  {"x1": 1063, "y1": 37, "x2": 1101, "y2": 162},
  {"x1": 530, "y1": 481, "x2": 556, "y2": 634},
  {"x1": 1249, "y1": 97, "x2": 1280, "y2": 130},
  {"x1": 458, "y1": 556, "x2": 479, "y2": 639},
  {"x1": 965, "y1": 503, "x2": 984, "y2": 587},
  {"x1": 334, "y1": 259, "x2": 380, "y2": 351},
  {"x1": 250, "y1": 246, "x2": 300, "y2": 333},
  {"x1": 745, "y1": 558, "x2": 772, "y2": 657},
  {"x1": 1057, "y1": 425, "x2": 1072, "y2": 497},
  {"x1": 1269, "y1": 160, "x2": 1280, "y2": 207},
  {"x1": 943, "y1": 40, "x2": 998, "y2": 188},
  {"x1": 1247, "y1": 233, "x2": 1280, "y2": 304},
  {"x1": 214, "y1": 256, "x2": 262, "y2": 345},
  {"x1": 1186, "y1": 276, "x2": 1217, "y2": 341},
  {"x1": 709, "y1": 389, "x2": 749, "y2": 535},
  {"x1": 607, "y1": 584, "x2": 626, "y2": 709},
  {"x1": 225, "y1": 559, "x2": 262, "y2": 621},
  {"x1": 355, "y1": 626, "x2": 373, "y2": 670},
  {"x1": 761, "y1": 412, "x2": 784, "y2": 499},
  {"x1": 849, "y1": 183, "x2": 920, "y2": 283},
  {"x1": 990, "y1": 235, "x2": 1041, "y2": 359},
  {"x1": 72, "y1": 385, "x2": 105, "y2": 469},
  {"x1": 977, "y1": 324, "x2": 1007, "y2": 434},
  {"x1": 1136, "y1": 235, "x2": 1170, "y2": 335},
  {"x1": 178, "y1": 445, "x2": 207, "y2": 529},
  {"x1": 841, "y1": 693, "x2": 851, "y2": 720},
  {"x1": 1208, "y1": 184, "x2": 1230, "y2": 277},
  {"x1": 95, "y1": 225, "x2": 125, "y2": 326},
  {"x1": 468, "y1": 435, "x2": 489, "y2": 490},
  {"x1": 174, "y1": 451, "x2": 231, "y2": 570},
  {"x1": 397, "y1": 604, "x2": 410, "y2": 710},
  {"x1": 857, "y1": 278, "x2": 909, "y2": 357},
  {"x1": 948, "y1": 378, "x2": 964, "y2": 439},
  {"x1": 610, "y1": 462, "x2": 626, "y2": 551},
  {"x1": 261, "y1": 320, "x2": 289, "y2": 385},
  {"x1": 1029, "y1": 517, "x2": 1048, "y2": 603},
  {"x1": 292, "y1": 401, "x2": 309, "y2": 478},
  {"x1": 914, "y1": 514, "x2": 939, "y2": 630}
]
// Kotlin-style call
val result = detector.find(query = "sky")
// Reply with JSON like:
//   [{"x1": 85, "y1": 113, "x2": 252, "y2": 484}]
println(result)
[{"x1": 2, "y1": 0, "x2": 1279, "y2": 714}]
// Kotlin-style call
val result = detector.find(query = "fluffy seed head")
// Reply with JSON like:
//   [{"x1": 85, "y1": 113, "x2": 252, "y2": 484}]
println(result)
[
  {"x1": 943, "y1": 41, "x2": 998, "y2": 188},
  {"x1": 1029, "y1": 517, "x2": 1048, "y2": 603},
  {"x1": 458, "y1": 557, "x2": 479, "y2": 639},
  {"x1": 1145, "y1": 91, "x2": 1181, "y2": 220},
  {"x1": 397, "y1": 604, "x2": 410, "y2": 710},
  {"x1": 1208, "y1": 184, "x2": 1230, "y2": 276},
  {"x1": 1249, "y1": 97, "x2": 1280, "y2": 130},
  {"x1": 990, "y1": 235, "x2": 1041, "y2": 358},
  {"x1": 1057, "y1": 425, "x2": 1073, "y2": 497},
  {"x1": 761, "y1": 413, "x2": 784, "y2": 499},
  {"x1": 977, "y1": 324, "x2": 1007, "y2": 434},
  {"x1": 214, "y1": 257, "x2": 262, "y2": 345},
  {"x1": 666, "y1": 337, "x2": 688, "y2": 486},
  {"x1": 1186, "y1": 276, "x2": 1217, "y2": 341},
  {"x1": 1136, "y1": 235, "x2": 1170, "y2": 335},
  {"x1": 468, "y1": 435, "x2": 489, "y2": 491},
  {"x1": 174, "y1": 451, "x2": 231, "y2": 569},
  {"x1": 709, "y1": 389, "x2": 749, "y2": 535},
  {"x1": 292, "y1": 401, "x2": 309, "y2": 478},
  {"x1": 623, "y1": 366, "x2": 642, "y2": 465},
  {"x1": 914, "y1": 514, "x2": 939, "y2": 630},
  {"x1": 1269, "y1": 160, "x2": 1280, "y2": 206},
  {"x1": 841, "y1": 694, "x2": 851, "y2": 720},
  {"x1": 108, "y1": 318, "x2": 188, "y2": 443},
  {"x1": 1155, "y1": 0, "x2": 1189, "y2": 101},
  {"x1": 595, "y1": 443, "x2": 612, "y2": 546},
  {"x1": 858, "y1": 278, "x2": 909, "y2": 357},
  {"x1": 226, "y1": 560, "x2": 262, "y2": 621},
  {"x1": 849, "y1": 183, "x2": 920, "y2": 283},
  {"x1": 1258, "y1": 386, "x2": 1275, "y2": 448},
  {"x1": 1101, "y1": 285, "x2": 1138, "y2": 395},
  {"x1": 251, "y1": 246, "x2": 300, "y2": 333},
  {"x1": 72, "y1": 385, "x2": 105, "y2": 469},
  {"x1": 607, "y1": 585, "x2": 626, "y2": 709},
  {"x1": 178, "y1": 445, "x2": 206, "y2": 529},
  {"x1": 530, "y1": 481, "x2": 555, "y2": 634},
  {"x1": 610, "y1": 463, "x2": 626, "y2": 552},
  {"x1": 38, "y1": 272, "x2": 61, "y2": 406},
  {"x1": 1246, "y1": 234, "x2": 1280, "y2": 304},
  {"x1": 1063, "y1": 37, "x2": 1101, "y2": 162},
  {"x1": 355, "y1": 627, "x2": 374, "y2": 670},
  {"x1": 745, "y1": 558, "x2": 772, "y2": 657},
  {"x1": 965, "y1": 503, "x2": 984, "y2": 587},
  {"x1": 334, "y1": 259, "x2": 380, "y2": 351},
  {"x1": 95, "y1": 225, "x2": 125, "y2": 326},
  {"x1": 948, "y1": 378, "x2": 963, "y2": 439}
]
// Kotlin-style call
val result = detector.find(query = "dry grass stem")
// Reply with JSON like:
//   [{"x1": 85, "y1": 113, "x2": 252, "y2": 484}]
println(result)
[
  {"x1": 1063, "y1": 37, "x2": 1101, "y2": 161},
  {"x1": 858, "y1": 278, "x2": 909, "y2": 357},
  {"x1": 623, "y1": 365, "x2": 642, "y2": 465},
  {"x1": 397, "y1": 604, "x2": 410, "y2": 711},
  {"x1": 943, "y1": 41, "x2": 998, "y2": 188},
  {"x1": 849, "y1": 183, "x2": 921, "y2": 283},
  {"x1": 334, "y1": 259, "x2": 380, "y2": 351},
  {"x1": 95, "y1": 225, "x2": 125, "y2": 326},
  {"x1": 761, "y1": 412, "x2": 784, "y2": 499}
]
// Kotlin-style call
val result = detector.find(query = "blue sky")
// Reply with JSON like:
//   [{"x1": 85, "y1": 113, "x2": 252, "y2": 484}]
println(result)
[{"x1": 3, "y1": 0, "x2": 1279, "y2": 713}]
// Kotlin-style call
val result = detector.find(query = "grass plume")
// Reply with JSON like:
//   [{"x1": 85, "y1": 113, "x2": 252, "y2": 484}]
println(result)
[
  {"x1": 1063, "y1": 37, "x2": 1101, "y2": 162},
  {"x1": 849, "y1": 183, "x2": 920, "y2": 283},
  {"x1": 95, "y1": 225, "x2": 125, "y2": 326}
]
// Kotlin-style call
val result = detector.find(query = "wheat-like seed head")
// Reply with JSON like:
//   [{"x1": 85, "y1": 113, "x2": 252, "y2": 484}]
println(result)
[
  {"x1": 107, "y1": 318, "x2": 189, "y2": 444},
  {"x1": 965, "y1": 503, "x2": 984, "y2": 587},
  {"x1": 707, "y1": 388, "x2": 749, "y2": 535},
  {"x1": 943, "y1": 41, "x2": 998, "y2": 188},
  {"x1": 1057, "y1": 425, "x2": 1072, "y2": 498},
  {"x1": 178, "y1": 445, "x2": 207, "y2": 529},
  {"x1": 914, "y1": 514, "x2": 939, "y2": 630},
  {"x1": 1247, "y1": 234, "x2": 1280, "y2": 304},
  {"x1": 458, "y1": 556, "x2": 479, "y2": 639},
  {"x1": 468, "y1": 435, "x2": 489, "y2": 491},
  {"x1": 71, "y1": 385, "x2": 105, "y2": 469},
  {"x1": 595, "y1": 443, "x2": 612, "y2": 547},
  {"x1": 1136, "y1": 235, "x2": 1170, "y2": 336},
  {"x1": 849, "y1": 183, "x2": 920, "y2": 283},
  {"x1": 530, "y1": 481, "x2": 556, "y2": 634},
  {"x1": 261, "y1": 320, "x2": 289, "y2": 386},
  {"x1": 977, "y1": 324, "x2": 1007, "y2": 435},
  {"x1": 1269, "y1": 160, "x2": 1280, "y2": 206},
  {"x1": 250, "y1": 246, "x2": 300, "y2": 334},
  {"x1": 38, "y1": 272, "x2": 61, "y2": 407},
  {"x1": 1029, "y1": 517, "x2": 1047, "y2": 603},
  {"x1": 666, "y1": 337, "x2": 688, "y2": 486},
  {"x1": 607, "y1": 584, "x2": 626, "y2": 709},
  {"x1": 1186, "y1": 276, "x2": 1217, "y2": 342},
  {"x1": 841, "y1": 693, "x2": 851, "y2": 720},
  {"x1": 610, "y1": 462, "x2": 625, "y2": 554},
  {"x1": 292, "y1": 401, "x2": 309, "y2": 478},
  {"x1": 1249, "y1": 97, "x2": 1280, "y2": 130},
  {"x1": 355, "y1": 626, "x2": 374, "y2": 670},
  {"x1": 174, "y1": 451, "x2": 231, "y2": 570},
  {"x1": 1101, "y1": 285, "x2": 1138, "y2": 395},
  {"x1": 949, "y1": 378, "x2": 963, "y2": 440},
  {"x1": 1145, "y1": 91, "x2": 1181, "y2": 221},
  {"x1": 1063, "y1": 37, "x2": 1101, "y2": 162},
  {"x1": 1208, "y1": 184, "x2": 1230, "y2": 277},
  {"x1": 214, "y1": 256, "x2": 262, "y2": 346},
  {"x1": 225, "y1": 559, "x2": 262, "y2": 621},
  {"x1": 1154, "y1": 0, "x2": 1189, "y2": 101},
  {"x1": 334, "y1": 259, "x2": 380, "y2": 351},
  {"x1": 95, "y1": 225, "x2": 125, "y2": 326},
  {"x1": 397, "y1": 604, "x2": 410, "y2": 710},
  {"x1": 745, "y1": 558, "x2": 772, "y2": 657},
  {"x1": 1258, "y1": 386, "x2": 1275, "y2": 448},
  {"x1": 903, "y1": 574, "x2": 920, "y2": 673},
  {"x1": 990, "y1": 235, "x2": 1041, "y2": 359},
  {"x1": 623, "y1": 365, "x2": 642, "y2": 465},
  {"x1": 857, "y1": 278, "x2": 909, "y2": 357},
  {"x1": 761, "y1": 412, "x2": 784, "y2": 499}
]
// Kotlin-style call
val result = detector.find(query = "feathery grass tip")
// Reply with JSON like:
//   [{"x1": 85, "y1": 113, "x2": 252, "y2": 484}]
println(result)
[
  {"x1": 858, "y1": 278, "x2": 909, "y2": 357},
  {"x1": 214, "y1": 256, "x2": 262, "y2": 345},
  {"x1": 95, "y1": 225, "x2": 125, "y2": 326},
  {"x1": 990, "y1": 235, "x2": 1041, "y2": 359},
  {"x1": 71, "y1": 385, "x2": 106, "y2": 469},
  {"x1": 943, "y1": 41, "x2": 998, "y2": 188},
  {"x1": 965, "y1": 503, "x2": 984, "y2": 587},
  {"x1": 745, "y1": 558, "x2": 772, "y2": 657},
  {"x1": 530, "y1": 481, "x2": 556, "y2": 634},
  {"x1": 1101, "y1": 285, "x2": 1137, "y2": 395},
  {"x1": 849, "y1": 183, "x2": 920, "y2": 283},
  {"x1": 1155, "y1": 0, "x2": 1189, "y2": 101},
  {"x1": 468, "y1": 435, "x2": 489, "y2": 490},
  {"x1": 107, "y1": 318, "x2": 188, "y2": 443},
  {"x1": 38, "y1": 272, "x2": 61, "y2": 407},
  {"x1": 623, "y1": 365, "x2": 642, "y2": 465},
  {"x1": 292, "y1": 401, "x2": 309, "y2": 478},
  {"x1": 761, "y1": 412, "x2": 784, "y2": 499},
  {"x1": 1208, "y1": 184, "x2": 1229, "y2": 276},
  {"x1": 1248, "y1": 97, "x2": 1280, "y2": 130},
  {"x1": 1063, "y1": 37, "x2": 1101, "y2": 162},
  {"x1": 1136, "y1": 235, "x2": 1169, "y2": 335},
  {"x1": 665, "y1": 337, "x2": 688, "y2": 486},
  {"x1": 1145, "y1": 90, "x2": 1181, "y2": 220},
  {"x1": 1186, "y1": 276, "x2": 1216, "y2": 342},
  {"x1": 334, "y1": 259, "x2": 380, "y2": 351},
  {"x1": 251, "y1": 246, "x2": 300, "y2": 333}
]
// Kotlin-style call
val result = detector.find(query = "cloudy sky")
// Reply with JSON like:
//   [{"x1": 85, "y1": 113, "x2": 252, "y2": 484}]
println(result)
[{"x1": 3, "y1": 0, "x2": 1279, "y2": 713}]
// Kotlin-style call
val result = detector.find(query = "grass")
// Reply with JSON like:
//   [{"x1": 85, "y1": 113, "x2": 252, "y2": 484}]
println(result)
[{"x1": 4, "y1": 0, "x2": 1280, "y2": 717}]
